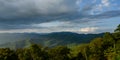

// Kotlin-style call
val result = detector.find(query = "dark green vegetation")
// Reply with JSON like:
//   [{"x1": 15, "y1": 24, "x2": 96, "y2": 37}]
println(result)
[
  {"x1": 0, "y1": 32, "x2": 104, "y2": 49},
  {"x1": 0, "y1": 24, "x2": 120, "y2": 60}
]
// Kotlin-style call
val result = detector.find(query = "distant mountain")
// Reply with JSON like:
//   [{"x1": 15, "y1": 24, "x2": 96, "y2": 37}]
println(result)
[{"x1": 0, "y1": 32, "x2": 104, "y2": 49}]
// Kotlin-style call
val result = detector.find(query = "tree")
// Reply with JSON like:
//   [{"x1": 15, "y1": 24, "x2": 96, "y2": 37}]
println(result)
[
  {"x1": 89, "y1": 38, "x2": 105, "y2": 60},
  {"x1": 29, "y1": 44, "x2": 48, "y2": 60},
  {"x1": 0, "y1": 48, "x2": 18, "y2": 60},
  {"x1": 103, "y1": 32, "x2": 117, "y2": 60},
  {"x1": 74, "y1": 52, "x2": 86, "y2": 60},
  {"x1": 103, "y1": 32, "x2": 115, "y2": 49},
  {"x1": 70, "y1": 44, "x2": 89, "y2": 60},
  {"x1": 16, "y1": 48, "x2": 32, "y2": 60},
  {"x1": 114, "y1": 24, "x2": 120, "y2": 41},
  {"x1": 48, "y1": 46, "x2": 70, "y2": 60},
  {"x1": 16, "y1": 44, "x2": 48, "y2": 60},
  {"x1": 114, "y1": 24, "x2": 120, "y2": 33}
]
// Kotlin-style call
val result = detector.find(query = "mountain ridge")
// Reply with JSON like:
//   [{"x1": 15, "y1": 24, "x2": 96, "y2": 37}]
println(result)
[{"x1": 0, "y1": 32, "x2": 104, "y2": 49}]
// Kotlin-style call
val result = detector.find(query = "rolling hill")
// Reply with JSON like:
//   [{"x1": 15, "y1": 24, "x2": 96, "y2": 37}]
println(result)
[{"x1": 0, "y1": 32, "x2": 104, "y2": 49}]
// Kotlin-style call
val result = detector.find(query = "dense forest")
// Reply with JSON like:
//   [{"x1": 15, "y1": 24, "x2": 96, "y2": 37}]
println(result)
[{"x1": 0, "y1": 24, "x2": 120, "y2": 60}]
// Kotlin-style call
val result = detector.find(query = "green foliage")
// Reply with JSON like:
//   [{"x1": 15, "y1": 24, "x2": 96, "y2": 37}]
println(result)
[
  {"x1": 16, "y1": 48, "x2": 32, "y2": 60},
  {"x1": 0, "y1": 48, "x2": 18, "y2": 60},
  {"x1": 48, "y1": 46, "x2": 70, "y2": 60},
  {"x1": 115, "y1": 24, "x2": 120, "y2": 33},
  {"x1": 89, "y1": 38, "x2": 105, "y2": 60}
]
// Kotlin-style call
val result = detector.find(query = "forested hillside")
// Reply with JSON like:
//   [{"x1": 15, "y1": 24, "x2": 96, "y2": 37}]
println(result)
[
  {"x1": 0, "y1": 24, "x2": 120, "y2": 60},
  {"x1": 0, "y1": 32, "x2": 104, "y2": 49}
]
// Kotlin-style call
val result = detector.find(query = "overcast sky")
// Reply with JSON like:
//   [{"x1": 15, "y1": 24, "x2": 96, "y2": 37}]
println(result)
[{"x1": 0, "y1": 0, "x2": 120, "y2": 33}]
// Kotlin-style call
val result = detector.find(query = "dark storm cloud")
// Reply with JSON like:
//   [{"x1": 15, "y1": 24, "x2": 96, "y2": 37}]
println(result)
[
  {"x1": 0, "y1": 0, "x2": 120, "y2": 31},
  {"x1": 0, "y1": 10, "x2": 120, "y2": 30},
  {"x1": 0, "y1": 0, "x2": 79, "y2": 30}
]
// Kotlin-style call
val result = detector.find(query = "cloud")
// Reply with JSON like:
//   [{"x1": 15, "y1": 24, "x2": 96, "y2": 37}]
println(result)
[
  {"x1": 101, "y1": 0, "x2": 110, "y2": 7},
  {"x1": 0, "y1": 0, "x2": 78, "y2": 18},
  {"x1": 0, "y1": 27, "x2": 99, "y2": 33},
  {"x1": 91, "y1": 0, "x2": 111, "y2": 14},
  {"x1": 92, "y1": 10, "x2": 120, "y2": 18},
  {"x1": 0, "y1": 9, "x2": 120, "y2": 31},
  {"x1": 0, "y1": 0, "x2": 120, "y2": 33},
  {"x1": 0, "y1": 0, "x2": 80, "y2": 29},
  {"x1": 79, "y1": 27, "x2": 99, "y2": 33},
  {"x1": 32, "y1": 21, "x2": 71, "y2": 28}
]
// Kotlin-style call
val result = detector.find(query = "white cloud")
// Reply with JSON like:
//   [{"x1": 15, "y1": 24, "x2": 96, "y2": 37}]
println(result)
[
  {"x1": 76, "y1": 0, "x2": 82, "y2": 5},
  {"x1": 101, "y1": 0, "x2": 110, "y2": 7},
  {"x1": 91, "y1": 4, "x2": 103, "y2": 15},
  {"x1": 91, "y1": 0, "x2": 111, "y2": 14},
  {"x1": 79, "y1": 27, "x2": 99, "y2": 33},
  {"x1": 32, "y1": 21, "x2": 70, "y2": 28}
]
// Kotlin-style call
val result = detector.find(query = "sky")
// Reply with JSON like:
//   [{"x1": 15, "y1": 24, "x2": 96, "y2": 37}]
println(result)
[{"x1": 0, "y1": 0, "x2": 120, "y2": 33}]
